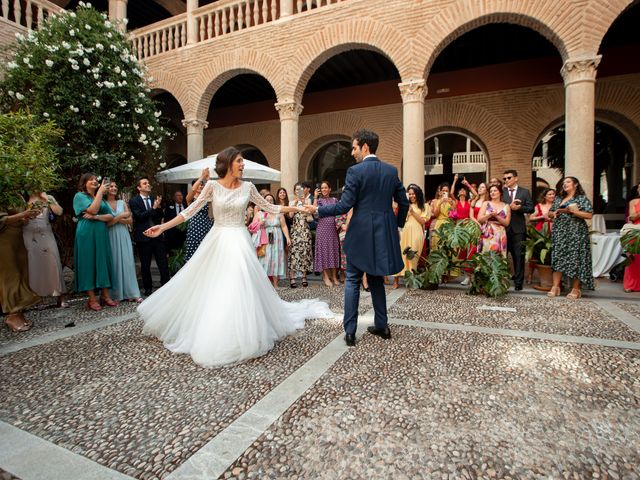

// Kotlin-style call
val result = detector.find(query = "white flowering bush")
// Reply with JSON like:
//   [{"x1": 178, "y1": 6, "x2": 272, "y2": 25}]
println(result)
[{"x1": 0, "y1": 4, "x2": 170, "y2": 185}]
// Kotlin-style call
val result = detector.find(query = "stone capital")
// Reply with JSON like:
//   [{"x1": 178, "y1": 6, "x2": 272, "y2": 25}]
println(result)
[
  {"x1": 181, "y1": 118, "x2": 209, "y2": 132},
  {"x1": 561, "y1": 56, "x2": 601, "y2": 86},
  {"x1": 398, "y1": 79, "x2": 427, "y2": 104},
  {"x1": 275, "y1": 101, "x2": 303, "y2": 121}
]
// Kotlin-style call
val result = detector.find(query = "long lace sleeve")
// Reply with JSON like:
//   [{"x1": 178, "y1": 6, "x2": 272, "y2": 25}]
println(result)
[
  {"x1": 180, "y1": 180, "x2": 214, "y2": 221},
  {"x1": 249, "y1": 183, "x2": 281, "y2": 215}
]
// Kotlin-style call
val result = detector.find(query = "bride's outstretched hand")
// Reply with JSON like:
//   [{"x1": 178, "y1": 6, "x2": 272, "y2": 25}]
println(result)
[{"x1": 144, "y1": 225, "x2": 163, "y2": 238}]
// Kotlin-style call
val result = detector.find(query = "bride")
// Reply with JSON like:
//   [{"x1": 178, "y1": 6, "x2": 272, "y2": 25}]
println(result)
[{"x1": 140, "y1": 147, "x2": 333, "y2": 367}]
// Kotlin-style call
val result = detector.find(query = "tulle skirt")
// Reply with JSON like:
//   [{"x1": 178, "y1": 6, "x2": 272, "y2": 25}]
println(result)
[{"x1": 138, "y1": 225, "x2": 333, "y2": 367}]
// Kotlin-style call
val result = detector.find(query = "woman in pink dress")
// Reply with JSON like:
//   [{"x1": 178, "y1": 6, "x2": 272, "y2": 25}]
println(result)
[
  {"x1": 477, "y1": 184, "x2": 511, "y2": 257},
  {"x1": 623, "y1": 193, "x2": 640, "y2": 292},
  {"x1": 529, "y1": 188, "x2": 555, "y2": 232}
]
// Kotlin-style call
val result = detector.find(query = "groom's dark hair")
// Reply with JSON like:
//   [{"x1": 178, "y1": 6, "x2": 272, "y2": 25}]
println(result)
[{"x1": 353, "y1": 130, "x2": 379, "y2": 154}]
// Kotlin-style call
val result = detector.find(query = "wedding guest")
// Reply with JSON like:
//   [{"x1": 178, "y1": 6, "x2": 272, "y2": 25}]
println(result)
[
  {"x1": 277, "y1": 187, "x2": 292, "y2": 233},
  {"x1": 23, "y1": 191, "x2": 68, "y2": 308},
  {"x1": 529, "y1": 188, "x2": 555, "y2": 232},
  {"x1": 259, "y1": 188, "x2": 271, "y2": 197},
  {"x1": 478, "y1": 183, "x2": 511, "y2": 257},
  {"x1": 184, "y1": 174, "x2": 214, "y2": 263},
  {"x1": 73, "y1": 173, "x2": 117, "y2": 310},
  {"x1": 470, "y1": 182, "x2": 489, "y2": 222},
  {"x1": 430, "y1": 182, "x2": 455, "y2": 249},
  {"x1": 130, "y1": 176, "x2": 170, "y2": 296},
  {"x1": 163, "y1": 190, "x2": 187, "y2": 254},
  {"x1": 106, "y1": 182, "x2": 142, "y2": 303},
  {"x1": 547, "y1": 176, "x2": 594, "y2": 299},
  {"x1": 1, "y1": 205, "x2": 40, "y2": 331},
  {"x1": 288, "y1": 182, "x2": 313, "y2": 288},
  {"x1": 502, "y1": 169, "x2": 534, "y2": 291},
  {"x1": 313, "y1": 181, "x2": 341, "y2": 287},
  {"x1": 624, "y1": 186, "x2": 640, "y2": 292},
  {"x1": 258, "y1": 193, "x2": 290, "y2": 288},
  {"x1": 394, "y1": 184, "x2": 430, "y2": 289}
]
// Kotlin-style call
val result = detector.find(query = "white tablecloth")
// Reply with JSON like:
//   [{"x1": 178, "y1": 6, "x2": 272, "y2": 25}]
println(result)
[
  {"x1": 591, "y1": 214, "x2": 607, "y2": 234},
  {"x1": 591, "y1": 233, "x2": 624, "y2": 277}
]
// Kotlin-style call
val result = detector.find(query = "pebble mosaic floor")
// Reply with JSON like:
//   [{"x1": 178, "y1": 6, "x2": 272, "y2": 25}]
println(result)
[{"x1": 1, "y1": 286, "x2": 639, "y2": 480}]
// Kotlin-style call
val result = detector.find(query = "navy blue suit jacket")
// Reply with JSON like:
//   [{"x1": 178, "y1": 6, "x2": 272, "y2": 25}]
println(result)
[{"x1": 318, "y1": 156, "x2": 409, "y2": 276}]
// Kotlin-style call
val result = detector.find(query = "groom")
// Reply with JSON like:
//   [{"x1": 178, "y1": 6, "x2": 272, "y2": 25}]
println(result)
[{"x1": 306, "y1": 130, "x2": 409, "y2": 346}]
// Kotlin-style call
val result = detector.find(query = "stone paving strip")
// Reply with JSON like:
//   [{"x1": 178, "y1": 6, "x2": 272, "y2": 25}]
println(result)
[
  {"x1": 0, "y1": 316, "x2": 342, "y2": 479},
  {"x1": 222, "y1": 325, "x2": 640, "y2": 479},
  {"x1": 611, "y1": 300, "x2": 640, "y2": 325},
  {"x1": 0, "y1": 422, "x2": 133, "y2": 480},
  {"x1": 389, "y1": 289, "x2": 640, "y2": 342}
]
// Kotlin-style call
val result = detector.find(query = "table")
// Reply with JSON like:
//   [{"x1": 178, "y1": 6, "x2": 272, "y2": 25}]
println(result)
[{"x1": 591, "y1": 233, "x2": 624, "y2": 277}]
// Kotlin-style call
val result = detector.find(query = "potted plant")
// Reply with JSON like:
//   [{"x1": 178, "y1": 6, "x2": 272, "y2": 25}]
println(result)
[
  {"x1": 522, "y1": 223, "x2": 553, "y2": 291},
  {"x1": 467, "y1": 250, "x2": 512, "y2": 297},
  {"x1": 404, "y1": 218, "x2": 481, "y2": 289}
]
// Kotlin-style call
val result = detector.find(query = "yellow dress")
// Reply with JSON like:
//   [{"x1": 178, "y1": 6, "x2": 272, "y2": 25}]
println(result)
[
  {"x1": 397, "y1": 204, "x2": 431, "y2": 276},
  {"x1": 430, "y1": 199, "x2": 453, "y2": 249}
]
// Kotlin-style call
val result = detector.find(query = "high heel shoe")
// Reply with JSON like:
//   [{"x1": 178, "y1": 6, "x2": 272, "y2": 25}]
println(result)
[
  {"x1": 547, "y1": 286, "x2": 561, "y2": 297},
  {"x1": 101, "y1": 297, "x2": 119, "y2": 307},
  {"x1": 87, "y1": 300, "x2": 102, "y2": 311},
  {"x1": 566, "y1": 289, "x2": 582, "y2": 299},
  {"x1": 302, "y1": 278, "x2": 309, "y2": 287}
]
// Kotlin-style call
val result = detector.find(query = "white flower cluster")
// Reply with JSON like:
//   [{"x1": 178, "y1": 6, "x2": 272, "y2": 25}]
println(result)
[{"x1": 69, "y1": 105, "x2": 80, "y2": 113}]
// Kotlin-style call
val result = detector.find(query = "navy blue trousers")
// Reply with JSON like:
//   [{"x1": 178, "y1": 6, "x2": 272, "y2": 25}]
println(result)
[{"x1": 343, "y1": 260, "x2": 388, "y2": 335}]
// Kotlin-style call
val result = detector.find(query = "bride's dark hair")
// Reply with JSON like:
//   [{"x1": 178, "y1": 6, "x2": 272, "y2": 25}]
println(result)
[{"x1": 216, "y1": 146, "x2": 241, "y2": 178}]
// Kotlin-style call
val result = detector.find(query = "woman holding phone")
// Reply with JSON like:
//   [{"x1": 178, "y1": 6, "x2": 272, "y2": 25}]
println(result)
[
  {"x1": 547, "y1": 176, "x2": 594, "y2": 299},
  {"x1": 430, "y1": 182, "x2": 454, "y2": 249},
  {"x1": 73, "y1": 173, "x2": 117, "y2": 311}
]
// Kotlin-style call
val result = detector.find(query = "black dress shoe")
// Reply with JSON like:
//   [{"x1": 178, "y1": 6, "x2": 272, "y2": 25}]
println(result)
[
  {"x1": 515, "y1": 285, "x2": 523, "y2": 291},
  {"x1": 367, "y1": 326, "x2": 392, "y2": 339},
  {"x1": 345, "y1": 334, "x2": 356, "y2": 347}
]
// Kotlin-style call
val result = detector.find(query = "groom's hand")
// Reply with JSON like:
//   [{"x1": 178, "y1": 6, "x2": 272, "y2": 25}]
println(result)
[{"x1": 304, "y1": 205, "x2": 318, "y2": 214}]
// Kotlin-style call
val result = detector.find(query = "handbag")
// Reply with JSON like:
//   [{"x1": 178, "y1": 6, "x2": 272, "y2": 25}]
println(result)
[{"x1": 256, "y1": 244, "x2": 267, "y2": 257}]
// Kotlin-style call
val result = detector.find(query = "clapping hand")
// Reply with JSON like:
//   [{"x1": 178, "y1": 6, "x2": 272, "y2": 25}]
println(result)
[
  {"x1": 153, "y1": 197, "x2": 162, "y2": 209},
  {"x1": 200, "y1": 167, "x2": 210, "y2": 181},
  {"x1": 144, "y1": 225, "x2": 163, "y2": 238},
  {"x1": 304, "y1": 204, "x2": 317, "y2": 215}
]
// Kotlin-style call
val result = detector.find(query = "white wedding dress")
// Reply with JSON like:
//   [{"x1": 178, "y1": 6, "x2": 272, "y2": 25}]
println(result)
[{"x1": 138, "y1": 180, "x2": 333, "y2": 367}]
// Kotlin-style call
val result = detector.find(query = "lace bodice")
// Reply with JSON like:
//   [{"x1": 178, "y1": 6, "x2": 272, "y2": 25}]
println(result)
[{"x1": 180, "y1": 181, "x2": 281, "y2": 227}]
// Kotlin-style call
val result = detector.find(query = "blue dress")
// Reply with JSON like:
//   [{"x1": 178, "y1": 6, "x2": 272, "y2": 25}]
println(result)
[
  {"x1": 107, "y1": 200, "x2": 141, "y2": 301},
  {"x1": 184, "y1": 203, "x2": 214, "y2": 263}
]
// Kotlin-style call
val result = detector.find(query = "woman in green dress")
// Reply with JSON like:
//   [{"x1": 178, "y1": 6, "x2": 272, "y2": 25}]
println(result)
[
  {"x1": 73, "y1": 173, "x2": 117, "y2": 311},
  {"x1": 547, "y1": 176, "x2": 594, "y2": 299},
  {"x1": 0, "y1": 207, "x2": 40, "y2": 331}
]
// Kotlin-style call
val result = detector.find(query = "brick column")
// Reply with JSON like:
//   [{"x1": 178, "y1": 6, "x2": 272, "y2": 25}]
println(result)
[
  {"x1": 399, "y1": 79, "x2": 427, "y2": 191},
  {"x1": 108, "y1": 0, "x2": 127, "y2": 31},
  {"x1": 182, "y1": 118, "x2": 208, "y2": 163},
  {"x1": 275, "y1": 101, "x2": 303, "y2": 191},
  {"x1": 186, "y1": 0, "x2": 199, "y2": 44},
  {"x1": 561, "y1": 55, "x2": 601, "y2": 200}
]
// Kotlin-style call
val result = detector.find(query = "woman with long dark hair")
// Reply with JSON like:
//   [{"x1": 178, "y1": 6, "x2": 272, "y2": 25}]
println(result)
[
  {"x1": 138, "y1": 147, "x2": 332, "y2": 367},
  {"x1": 394, "y1": 184, "x2": 430, "y2": 289},
  {"x1": 547, "y1": 176, "x2": 594, "y2": 299},
  {"x1": 313, "y1": 180, "x2": 341, "y2": 287}
]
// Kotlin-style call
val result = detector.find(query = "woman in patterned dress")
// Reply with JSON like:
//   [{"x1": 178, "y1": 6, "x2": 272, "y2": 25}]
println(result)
[
  {"x1": 430, "y1": 182, "x2": 455, "y2": 249},
  {"x1": 184, "y1": 173, "x2": 214, "y2": 263},
  {"x1": 477, "y1": 183, "x2": 511, "y2": 257},
  {"x1": 259, "y1": 193, "x2": 290, "y2": 288},
  {"x1": 288, "y1": 182, "x2": 313, "y2": 288},
  {"x1": 313, "y1": 181, "x2": 341, "y2": 287},
  {"x1": 547, "y1": 176, "x2": 594, "y2": 299}
]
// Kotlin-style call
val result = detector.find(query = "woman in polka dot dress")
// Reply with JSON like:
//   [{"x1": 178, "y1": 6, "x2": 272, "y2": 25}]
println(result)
[{"x1": 184, "y1": 175, "x2": 214, "y2": 263}]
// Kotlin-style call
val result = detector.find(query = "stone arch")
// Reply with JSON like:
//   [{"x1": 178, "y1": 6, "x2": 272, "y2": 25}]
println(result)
[
  {"x1": 424, "y1": 127, "x2": 490, "y2": 160},
  {"x1": 288, "y1": 19, "x2": 415, "y2": 103},
  {"x1": 147, "y1": 70, "x2": 189, "y2": 117},
  {"x1": 587, "y1": 0, "x2": 637, "y2": 55},
  {"x1": 204, "y1": 122, "x2": 280, "y2": 170},
  {"x1": 416, "y1": 4, "x2": 571, "y2": 78},
  {"x1": 298, "y1": 108, "x2": 403, "y2": 178},
  {"x1": 191, "y1": 49, "x2": 282, "y2": 120},
  {"x1": 424, "y1": 101, "x2": 516, "y2": 177},
  {"x1": 300, "y1": 134, "x2": 351, "y2": 181}
]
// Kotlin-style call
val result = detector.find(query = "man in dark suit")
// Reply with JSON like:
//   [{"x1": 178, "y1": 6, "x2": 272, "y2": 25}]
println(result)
[
  {"x1": 502, "y1": 169, "x2": 534, "y2": 291},
  {"x1": 306, "y1": 130, "x2": 409, "y2": 346},
  {"x1": 163, "y1": 190, "x2": 187, "y2": 253},
  {"x1": 130, "y1": 177, "x2": 171, "y2": 296}
]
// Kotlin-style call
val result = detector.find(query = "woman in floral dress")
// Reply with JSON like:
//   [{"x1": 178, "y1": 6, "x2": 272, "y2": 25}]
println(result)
[
  {"x1": 430, "y1": 182, "x2": 455, "y2": 249},
  {"x1": 547, "y1": 176, "x2": 594, "y2": 299},
  {"x1": 288, "y1": 182, "x2": 313, "y2": 288},
  {"x1": 313, "y1": 181, "x2": 341, "y2": 287},
  {"x1": 477, "y1": 184, "x2": 511, "y2": 257},
  {"x1": 259, "y1": 194, "x2": 291, "y2": 288}
]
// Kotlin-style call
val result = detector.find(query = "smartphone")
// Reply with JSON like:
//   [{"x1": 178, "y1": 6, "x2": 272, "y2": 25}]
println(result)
[
  {"x1": 514, "y1": 198, "x2": 521, "y2": 204},
  {"x1": 103, "y1": 177, "x2": 110, "y2": 185},
  {"x1": 459, "y1": 175, "x2": 465, "y2": 182},
  {"x1": 315, "y1": 183, "x2": 321, "y2": 189},
  {"x1": 442, "y1": 192, "x2": 448, "y2": 198}
]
